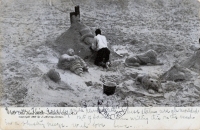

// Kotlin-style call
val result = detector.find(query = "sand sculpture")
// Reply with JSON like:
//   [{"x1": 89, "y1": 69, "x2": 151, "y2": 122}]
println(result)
[
  {"x1": 136, "y1": 74, "x2": 163, "y2": 94},
  {"x1": 55, "y1": 6, "x2": 94, "y2": 59},
  {"x1": 160, "y1": 64, "x2": 192, "y2": 82},
  {"x1": 125, "y1": 49, "x2": 163, "y2": 67},
  {"x1": 57, "y1": 48, "x2": 88, "y2": 76},
  {"x1": 54, "y1": 6, "x2": 190, "y2": 96},
  {"x1": 80, "y1": 27, "x2": 94, "y2": 45},
  {"x1": 182, "y1": 49, "x2": 200, "y2": 71}
]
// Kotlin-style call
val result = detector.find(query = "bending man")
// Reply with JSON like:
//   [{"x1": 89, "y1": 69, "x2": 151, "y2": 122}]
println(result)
[{"x1": 91, "y1": 29, "x2": 110, "y2": 68}]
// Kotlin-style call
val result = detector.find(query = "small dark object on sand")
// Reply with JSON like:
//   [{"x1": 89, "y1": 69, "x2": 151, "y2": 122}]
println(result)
[
  {"x1": 85, "y1": 81, "x2": 93, "y2": 86},
  {"x1": 103, "y1": 82, "x2": 116, "y2": 96}
]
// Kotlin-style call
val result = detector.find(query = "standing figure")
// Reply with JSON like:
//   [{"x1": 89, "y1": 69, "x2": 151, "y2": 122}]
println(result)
[{"x1": 91, "y1": 29, "x2": 110, "y2": 68}]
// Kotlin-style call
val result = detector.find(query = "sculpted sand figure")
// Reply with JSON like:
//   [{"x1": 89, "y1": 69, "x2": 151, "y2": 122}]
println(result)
[
  {"x1": 55, "y1": 6, "x2": 94, "y2": 59},
  {"x1": 136, "y1": 75, "x2": 163, "y2": 94},
  {"x1": 125, "y1": 49, "x2": 163, "y2": 67},
  {"x1": 57, "y1": 48, "x2": 88, "y2": 76},
  {"x1": 47, "y1": 69, "x2": 61, "y2": 83}
]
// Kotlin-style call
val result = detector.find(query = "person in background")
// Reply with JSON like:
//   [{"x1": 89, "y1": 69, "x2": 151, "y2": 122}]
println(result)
[{"x1": 91, "y1": 29, "x2": 111, "y2": 68}]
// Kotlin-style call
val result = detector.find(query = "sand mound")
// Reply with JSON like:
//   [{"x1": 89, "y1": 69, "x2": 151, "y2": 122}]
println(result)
[
  {"x1": 47, "y1": 69, "x2": 61, "y2": 83},
  {"x1": 116, "y1": 79, "x2": 163, "y2": 100},
  {"x1": 55, "y1": 22, "x2": 93, "y2": 59},
  {"x1": 19, "y1": 75, "x2": 74, "y2": 106},
  {"x1": 160, "y1": 64, "x2": 192, "y2": 82},
  {"x1": 163, "y1": 83, "x2": 200, "y2": 106},
  {"x1": 182, "y1": 49, "x2": 200, "y2": 71}
]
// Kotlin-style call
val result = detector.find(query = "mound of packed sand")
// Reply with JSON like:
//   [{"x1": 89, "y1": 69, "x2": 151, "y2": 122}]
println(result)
[
  {"x1": 116, "y1": 79, "x2": 164, "y2": 100},
  {"x1": 160, "y1": 64, "x2": 192, "y2": 82},
  {"x1": 55, "y1": 22, "x2": 93, "y2": 59},
  {"x1": 47, "y1": 69, "x2": 61, "y2": 83},
  {"x1": 182, "y1": 49, "x2": 200, "y2": 72}
]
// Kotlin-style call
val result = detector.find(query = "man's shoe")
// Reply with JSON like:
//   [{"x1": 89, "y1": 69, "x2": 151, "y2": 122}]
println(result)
[
  {"x1": 99, "y1": 62, "x2": 106, "y2": 68},
  {"x1": 106, "y1": 62, "x2": 111, "y2": 69},
  {"x1": 106, "y1": 62, "x2": 111, "y2": 67}
]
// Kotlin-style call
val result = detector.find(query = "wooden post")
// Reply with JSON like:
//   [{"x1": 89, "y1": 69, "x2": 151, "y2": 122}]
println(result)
[
  {"x1": 75, "y1": 6, "x2": 80, "y2": 16},
  {"x1": 70, "y1": 12, "x2": 76, "y2": 24},
  {"x1": 70, "y1": 5, "x2": 80, "y2": 24}
]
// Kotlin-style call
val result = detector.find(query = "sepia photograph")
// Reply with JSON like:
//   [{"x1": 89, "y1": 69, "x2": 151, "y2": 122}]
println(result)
[{"x1": 1, "y1": 0, "x2": 200, "y2": 109}]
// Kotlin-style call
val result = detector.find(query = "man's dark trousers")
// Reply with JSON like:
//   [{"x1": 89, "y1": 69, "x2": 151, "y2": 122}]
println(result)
[{"x1": 94, "y1": 48, "x2": 110, "y2": 66}]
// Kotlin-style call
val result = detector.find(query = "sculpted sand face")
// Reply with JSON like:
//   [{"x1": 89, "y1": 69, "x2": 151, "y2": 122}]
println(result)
[{"x1": 136, "y1": 75, "x2": 163, "y2": 94}]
